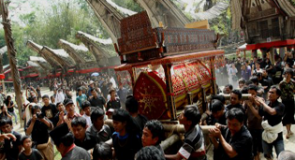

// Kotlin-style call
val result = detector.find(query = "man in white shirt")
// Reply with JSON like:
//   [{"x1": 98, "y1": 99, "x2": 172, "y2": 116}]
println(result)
[{"x1": 81, "y1": 101, "x2": 92, "y2": 127}]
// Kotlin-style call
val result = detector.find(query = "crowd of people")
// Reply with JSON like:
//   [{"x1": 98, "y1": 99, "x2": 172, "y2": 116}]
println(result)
[{"x1": 0, "y1": 49, "x2": 293, "y2": 160}]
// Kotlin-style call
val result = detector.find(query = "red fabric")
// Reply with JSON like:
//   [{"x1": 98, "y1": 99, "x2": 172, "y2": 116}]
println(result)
[
  {"x1": 246, "y1": 39, "x2": 295, "y2": 50},
  {"x1": 76, "y1": 68, "x2": 101, "y2": 74},
  {"x1": 62, "y1": 144, "x2": 76, "y2": 157},
  {"x1": 0, "y1": 74, "x2": 5, "y2": 80},
  {"x1": 25, "y1": 73, "x2": 39, "y2": 78}
]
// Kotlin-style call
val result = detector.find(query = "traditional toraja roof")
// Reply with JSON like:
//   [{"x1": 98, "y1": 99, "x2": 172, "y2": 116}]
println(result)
[
  {"x1": 231, "y1": 0, "x2": 295, "y2": 30},
  {"x1": 276, "y1": 0, "x2": 295, "y2": 17},
  {"x1": 191, "y1": 2, "x2": 229, "y2": 20},
  {"x1": 29, "y1": 56, "x2": 52, "y2": 70},
  {"x1": 26, "y1": 40, "x2": 43, "y2": 53},
  {"x1": 76, "y1": 31, "x2": 117, "y2": 59},
  {"x1": 27, "y1": 61, "x2": 40, "y2": 68},
  {"x1": 29, "y1": 56, "x2": 46, "y2": 62},
  {"x1": 58, "y1": 39, "x2": 95, "y2": 63},
  {"x1": 106, "y1": 0, "x2": 136, "y2": 16},
  {"x1": 41, "y1": 47, "x2": 76, "y2": 68},
  {"x1": 85, "y1": 0, "x2": 124, "y2": 43},
  {"x1": 135, "y1": 0, "x2": 190, "y2": 28},
  {"x1": 26, "y1": 41, "x2": 57, "y2": 68},
  {"x1": 0, "y1": 46, "x2": 7, "y2": 55}
]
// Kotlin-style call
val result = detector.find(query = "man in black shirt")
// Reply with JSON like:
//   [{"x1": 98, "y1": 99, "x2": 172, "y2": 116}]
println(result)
[
  {"x1": 106, "y1": 89, "x2": 121, "y2": 111},
  {"x1": 0, "y1": 118, "x2": 22, "y2": 160},
  {"x1": 165, "y1": 105, "x2": 206, "y2": 160},
  {"x1": 71, "y1": 117, "x2": 100, "y2": 150},
  {"x1": 25, "y1": 105, "x2": 54, "y2": 160},
  {"x1": 256, "y1": 86, "x2": 285, "y2": 159},
  {"x1": 41, "y1": 95, "x2": 58, "y2": 125},
  {"x1": 226, "y1": 90, "x2": 244, "y2": 112},
  {"x1": 142, "y1": 120, "x2": 165, "y2": 156},
  {"x1": 89, "y1": 89, "x2": 106, "y2": 110},
  {"x1": 207, "y1": 99, "x2": 226, "y2": 125},
  {"x1": 50, "y1": 123, "x2": 91, "y2": 160},
  {"x1": 87, "y1": 108, "x2": 112, "y2": 142},
  {"x1": 125, "y1": 96, "x2": 147, "y2": 130},
  {"x1": 209, "y1": 108, "x2": 253, "y2": 160}
]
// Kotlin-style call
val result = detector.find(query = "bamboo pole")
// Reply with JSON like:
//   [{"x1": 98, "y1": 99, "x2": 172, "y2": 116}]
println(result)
[{"x1": 0, "y1": 0, "x2": 23, "y2": 126}]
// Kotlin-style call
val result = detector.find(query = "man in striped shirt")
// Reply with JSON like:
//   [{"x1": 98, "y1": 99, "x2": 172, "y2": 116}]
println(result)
[{"x1": 165, "y1": 105, "x2": 206, "y2": 160}]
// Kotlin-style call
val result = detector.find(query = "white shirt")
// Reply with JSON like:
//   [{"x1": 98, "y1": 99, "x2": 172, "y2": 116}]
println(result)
[
  {"x1": 83, "y1": 114, "x2": 92, "y2": 127},
  {"x1": 55, "y1": 91, "x2": 65, "y2": 104}
]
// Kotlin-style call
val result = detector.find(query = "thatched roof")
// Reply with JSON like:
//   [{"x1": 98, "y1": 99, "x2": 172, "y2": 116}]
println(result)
[
  {"x1": 58, "y1": 39, "x2": 95, "y2": 63},
  {"x1": 76, "y1": 31, "x2": 117, "y2": 60},
  {"x1": 191, "y1": 2, "x2": 229, "y2": 20},
  {"x1": 106, "y1": 0, "x2": 136, "y2": 16},
  {"x1": 26, "y1": 40, "x2": 43, "y2": 53},
  {"x1": 0, "y1": 46, "x2": 7, "y2": 55},
  {"x1": 41, "y1": 47, "x2": 76, "y2": 68},
  {"x1": 27, "y1": 61, "x2": 40, "y2": 68},
  {"x1": 29, "y1": 56, "x2": 51, "y2": 70},
  {"x1": 26, "y1": 41, "x2": 57, "y2": 68},
  {"x1": 276, "y1": 0, "x2": 295, "y2": 17}
]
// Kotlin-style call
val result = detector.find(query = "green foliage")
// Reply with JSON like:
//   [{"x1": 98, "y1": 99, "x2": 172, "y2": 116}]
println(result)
[
  {"x1": 8, "y1": 0, "x2": 108, "y2": 66},
  {"x1": 111, "y1": 0, "x2": 142, "y2": 12}
]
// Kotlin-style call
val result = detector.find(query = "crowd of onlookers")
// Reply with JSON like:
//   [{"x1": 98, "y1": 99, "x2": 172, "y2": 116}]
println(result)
[{"x1": 0, "y1": 49, "x2": 293, "y2": 160}]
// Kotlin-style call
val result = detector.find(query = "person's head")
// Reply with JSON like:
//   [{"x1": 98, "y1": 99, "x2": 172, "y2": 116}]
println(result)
[
  {"x1": 42, "y1": 95, "x2": 50, "y2": 105},
  {"x1": 81, "y1": 101, "x2": 91, "y2": 116},
  {"x1": 93, "y1": 143, "x2": 112, "y2": 160},
  {"x1": 63, "y1": 99, "x2": 75, "y2": 116},
  {"x1": 56, "y1": 102, "x2": 65, "y2": 112},
  {"x1": 255, "y1": 62, "x2": 261, "y2": 69},
  {"x1": 283, "y1": 68, "x2": 293, "y2": 80},
  {"x1": 250, "y1": 76, "x2": 259, "y2": 85},
  {"x1": 109, "y1": 89, "x2": 116, "y2": 99},
  {"x1": 90, "y1": 81, "x2": 94, "y2": 88},
  {"x1": 210, "y1": 99, "x2": 224, "y2": 120},
  {"x1": 226, "y1": 108, "x2": 245, "y2": 135},
  {"x1": 268, "y1": 86, "x2": 281, "y2": 102},
  {"x1": 50, "y1": 123, "x2": 73, "y2": 154},
  {"x1": 112, "y1": 109, "x2": 140, "y2": 134},
  {"x1": 71, "y1": 117, "x2": 87, "y2": 141},
  {"x1": 223, "y1": 84, "x2": 233, "y2": 94},
  {"x1": 136, "y1": 146, "x2": 165, "y2": 160},
  {"x1": 142, "y1": 120, "x2": 164, "y2": 147},
  {"x1": 21, "y1": 136, "x2": 32, "y2": 151},
  {"x1": 6, "y1": 95, "x2": 11, "y2": 101},
  {"x1": 91, "y1": 108, "x2": 105, "y2": 131},
  {"x1": 238, "y1": 79, "x2": 246, "y2": 89},
  {"x1": 253, "y1": 56, "x2": 258, "y2": 62},
  {"x1": 178, "y1": 105, "x2": 201, "y2": 131},
  {"x1": 1, "y1": 105, "x2": 7, "y2": 112},
  {"x1": 248, "y1": 84, "x2": 258, "y2": 96},
  {"x1": 0, "y1": 118, "x2": 13, "y2": 133},
  {"x1": 278, "y1": 150, "x2": 295, "y2": 160},
  {"x1": 31, "y1": 105, "x2": 41, "y2": 115},
  {"x1": 230, "y1": 90, "x2": 241, "y2": 106},
  {"x1": 77, "y1": 88, "x2": 82, "y2": 95},
  {"x1": 50, "y1": 96, "x2": 55, "y2": 103},
  {"x1": 91, "y1": 88, "x2": 98, "y2": 97},
  {"x1": 211, "y1": 95, "x2": 226, "y2": 104},
  {"x1": 125, "y1": 96, "x2": 139, "y2": 114}
]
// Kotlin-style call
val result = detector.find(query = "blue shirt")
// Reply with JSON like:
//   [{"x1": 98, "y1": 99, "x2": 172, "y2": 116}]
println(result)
[{"x1": 76, "y1": 94, "x2": 87, "y2": 108}]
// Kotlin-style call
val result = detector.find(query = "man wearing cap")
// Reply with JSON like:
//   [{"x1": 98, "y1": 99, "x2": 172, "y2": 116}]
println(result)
[
  {"x1": 41, "y1": 95, "x2": 58, "y2": 125},
  {"x1": 57, "y1": 99, "x2": 80, "y2": 131},
  {"x1": 50, "y1": 123, "x2": 91, "y2": 160}
]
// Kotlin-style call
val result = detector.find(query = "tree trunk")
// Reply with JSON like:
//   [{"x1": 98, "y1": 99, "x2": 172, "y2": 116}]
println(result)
[{"x1": 0, "y1": 0, "x2": 23, "y2": 127}]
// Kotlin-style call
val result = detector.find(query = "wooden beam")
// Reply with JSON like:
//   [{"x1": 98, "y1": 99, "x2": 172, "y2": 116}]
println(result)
[{"x1": 0, "y1": 0, "x2": 23, "y2": 126}]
